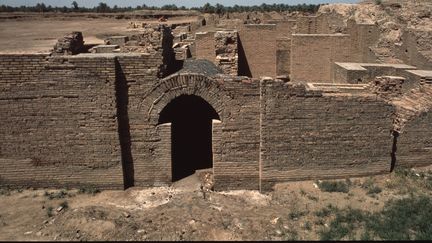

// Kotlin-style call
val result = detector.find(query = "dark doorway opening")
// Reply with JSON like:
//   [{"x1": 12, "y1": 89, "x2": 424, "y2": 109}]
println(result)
[{"x1": 158, "y1": 95, "x2": 220, "y2": 182}]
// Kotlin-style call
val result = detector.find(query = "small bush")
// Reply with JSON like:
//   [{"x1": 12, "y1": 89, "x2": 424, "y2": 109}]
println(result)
[
  {"x1": 315, "y1": 204, "x2": 337, "y2": 218},
  {"x1": 361, "y1": 178, "x2": 382, "y2": 196},
  {"x1": 374, "y1": 0, "x2": 382, "y2": 5},
  {"x1": 78, "y1": 186, "x2": 101, "y2": 195},
  {"x1": 0, "y1": 188, "x2": 12, "y2": 196},
  {"x1": 289, "y1": 210, "x2": 307, "y2": 220},
  {"x1": 303, "y1": 221, "x2": 312, "y2": 230},
  {"x1": 282, "y1": 229, "x2": 299, "y2": 241},
  {"x1": 317, "y1": 180, "x2": 350, "y2": 193},
  {"x1": 299, "y1": 189, "x2": 306, "y2": 196},
  {"x1": 46, "y1": 206, "x2": 54, "y2": 217},
  {"x1": 45, "y1": 190, "x2": 68, "y2": 200},
  {"x1": 315, "y1": 218, "x2": 325, "y2": 226},
  {"x1": 319, "y1": 207, "x2": 369, "y2": 240},
  {"x1": 307, "y1": 194, "x2": 319, "y2": 201},
  {"x1": 367, "y1": 186, "x2": 382, "y2": 195}
]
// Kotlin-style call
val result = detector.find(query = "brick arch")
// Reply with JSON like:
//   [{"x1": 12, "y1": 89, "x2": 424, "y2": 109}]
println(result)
[{"x1": 142, "y1": 73, "x2": 228, "y2": 125}]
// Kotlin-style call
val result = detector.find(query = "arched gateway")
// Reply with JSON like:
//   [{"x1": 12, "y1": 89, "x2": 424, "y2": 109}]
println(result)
[{"x1": 141, "y1": 73, "x2": 228, "y2": 183}]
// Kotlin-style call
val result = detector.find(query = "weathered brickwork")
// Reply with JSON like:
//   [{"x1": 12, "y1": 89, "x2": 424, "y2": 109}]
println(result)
[
  {"x1": 0, "y1": 54, "x2": 123, "y2": 188},
  {"x1": 137, "y1": 74, "x2": 261, "y2": 190},
  {"x1": 215, "y1": 31, "x2": 238, "y2": 76},
  {"x1": 347, "y1": 20, "x2": 380, "y2": 63},
  {"x1": 195, "y1": 32, "x2": 216, "y2": 63},
  {"x1": 276, "y1": 38, "x2": 291, "y2": 76},
  {"x1": 259, "y1": 80, "x2": 395, "y2": 190},
  {"x1": 291, "y1": 34, "x2": 351, "y2": 82},
  {"x1": 397, "y1": 112, "x2": 432, "y2": 168},
  {"x1": 238, "y1": 24, "x2": 277, "y2": 78},
  {"x1": 1, "y1": 14, "x2": 432, "y2": 192},
  {"x1": 265, "y1": 19, "x2": 296, "y2": 38},
  {"x1": 391, "y1": 83, "x2": 432, "y2": 169}
]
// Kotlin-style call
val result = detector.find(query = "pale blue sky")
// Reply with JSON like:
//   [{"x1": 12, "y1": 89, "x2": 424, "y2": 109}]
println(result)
[{"x1": 0, "y1": 0, "x2": 359, "y2": 8}]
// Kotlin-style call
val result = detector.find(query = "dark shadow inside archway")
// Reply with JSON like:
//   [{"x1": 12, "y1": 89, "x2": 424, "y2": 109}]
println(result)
[{"x1": 158, "y1": 94, "x2": 220, "y2": 182}]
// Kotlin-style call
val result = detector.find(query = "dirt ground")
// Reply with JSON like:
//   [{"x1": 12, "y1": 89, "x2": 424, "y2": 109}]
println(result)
[
  {"x1": 1, "y1": 165, "x2": 431, "y2": 241},
  {"x1": 0, "y1": 14, "x2": 198, "y2": 54}
]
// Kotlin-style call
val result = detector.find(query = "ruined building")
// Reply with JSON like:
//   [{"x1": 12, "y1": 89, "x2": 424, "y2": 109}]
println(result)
[{"x1": 1, "y1": 6, "x2": 431, "y2": 191}]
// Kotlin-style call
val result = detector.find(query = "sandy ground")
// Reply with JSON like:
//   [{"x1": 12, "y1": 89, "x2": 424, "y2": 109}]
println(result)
[
  {"x1": 0, "y1": 15, "x2": 198, "y2": 54},
  {"x1": 1, "y1": 165, "x2": 431, "y2": 241}
]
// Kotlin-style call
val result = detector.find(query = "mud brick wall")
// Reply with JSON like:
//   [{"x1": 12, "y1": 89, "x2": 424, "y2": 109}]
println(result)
[
  {"x1": 195, "y1": 32, "x2": 216, "y2": 63},
  {"x1": 295, "y1": 15, "x2": 330, "y2": 34},
  {"x1": 347, "y1": 20, "x2": 379, "y2": 63},
  {"x1": 114, "y1": 53, "x2": 169, "y2": 187},
  {"x1": 291, "y1": 34, "x2": 351, "y2": 82},
  {"x1": 266, "y1": 19, "x2": 296, "y2": 38},
  {"x1": 215, "y1": 31, "x2": 238, "y2": 76},
  {"x1": 295, "y1": 16, "x2": 319, "y2": 34},
  {"x1": 213, "y1": 77, "x2": 261, "y2": 190},
  {"x1": 397, "y1": 112, "x2": 432, "y2": 168},
  {"x1": 259, "y1": 81, "x2": 395, "y2": 191},
  {"x1": 276, "y1": 38, "x2": 291, "y2": 76},
  {"x1": 238, "y1": 24, "x2": 277, "y2": 78},
  {"x1": 138, "y1": 74, "x2": 261, "y2": 190},
  {"x1": 0, "y1": 54, "x2": 123, "y2": 189},
  {"x1": 396, "y1": 29, "x2": 432, "y2": 71}
]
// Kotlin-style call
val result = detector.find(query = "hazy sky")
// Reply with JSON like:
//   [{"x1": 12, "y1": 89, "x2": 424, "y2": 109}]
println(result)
[{"x1": 0, "y1": 0, "x2": 360, "y2": 8}]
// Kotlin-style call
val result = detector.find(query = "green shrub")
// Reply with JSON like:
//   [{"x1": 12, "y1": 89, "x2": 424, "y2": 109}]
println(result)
[
  {"x1": 289, "y1": 210, "x2": 307, "y2": 220},
  {"x1": 78, "y1": 186, "x2": 101, "y2": 195},
  {"x1": 315, "y1": 204, "x2": 337, "y2": 218},
  {"x1": 366, "y1": 194, "x2": 432, "y2": 240},
  {"x1": 367, "y1": 186, "x2": 382, "y2": 195},
  {"x1": 317, "y1": 180, "x2": 350, "y2": 193},
  {"x1": 45, "y1": 190, "x2": 68, "y2": 200},
  {"x1": 319, "y1": 207, "x2": 367, "y2": 240},
  {"x1": 319, "y1": 194, "x2": 432, "y2": 240},
  {"x1": 0, "y1": 188, "x2": 11, "y2": 196},
  {"x1": 303, "y1": 221, "x2": 312, "y2": 230}
]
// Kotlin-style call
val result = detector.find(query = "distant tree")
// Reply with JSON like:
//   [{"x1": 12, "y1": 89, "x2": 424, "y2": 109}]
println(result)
[
  {"x1": 71, "y1": 1, "x2": 79, "y2": 11},
  {"x1": 35, "y1": 3, "x2": 47, "y2": 12},
  {"x1": 113, "y1": 5, "x2": 119, "y2": 12},
  {"x1": 61, "y1": 6, "x2": 68, "y2": 13},
  {"x1": 215, "y1": 3, "x2": 224, "y2": 15},
  {"x1": 161, "y1": 4, "x2": 178, "y2": 10},
  {"x1": 96, "y1": 2, "x2": 110, "y2": 13},
  {"x1": 202, "y1": 3, "x2": 215, "y2": 13}
]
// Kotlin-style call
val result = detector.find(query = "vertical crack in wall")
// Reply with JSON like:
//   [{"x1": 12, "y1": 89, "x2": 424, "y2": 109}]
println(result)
[
  {"x1": 114, "y1": 58, "x2": 134, "y2": 189},
  {"x1": 390, "y1": 130, "x2": 399, "y2": 172}
]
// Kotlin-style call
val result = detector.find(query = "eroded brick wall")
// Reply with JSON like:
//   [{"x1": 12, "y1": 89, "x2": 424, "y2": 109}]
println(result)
[
  {"x1": 259, "y1": 81, "x2": 395, "y2": 190},
  {"x1": 0, "y1": 54, "x2": 123, "y2": 188},
  {"x1": 0, "y1": 53, "x2": 164, "y2": 189},
  {"x1": 397, "y1": 112, "x2": 432, "y2": 168}
]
